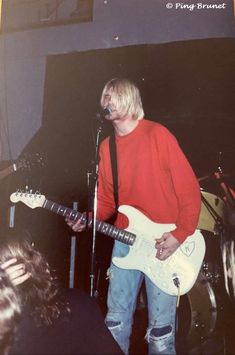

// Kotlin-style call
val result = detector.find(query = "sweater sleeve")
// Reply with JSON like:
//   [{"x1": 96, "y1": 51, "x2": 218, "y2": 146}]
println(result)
[
  {"x1": 96, "y1": 138, "x2": 117, "y2": 221},
  {"x1": 161, "y1": 129, "x2": 201, "y2": 243}
]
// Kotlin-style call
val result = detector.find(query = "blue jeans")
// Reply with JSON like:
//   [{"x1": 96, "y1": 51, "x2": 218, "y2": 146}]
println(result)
[{"x1": 105, "y1": 241, "x2": 177, "y2": 354}]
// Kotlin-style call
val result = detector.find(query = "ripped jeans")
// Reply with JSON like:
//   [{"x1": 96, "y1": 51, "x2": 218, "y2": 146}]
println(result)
[{"x1": 105, "y1": 241, "x2": 177, "y2": 355}]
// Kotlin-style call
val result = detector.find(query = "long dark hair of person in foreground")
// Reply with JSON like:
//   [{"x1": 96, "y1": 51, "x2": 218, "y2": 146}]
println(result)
[
  {"x1": 0, "y1": 267, "x2": 21, "y2": 355},
  {"x1": 0, "y1": 236, "x2": 69, "y2": 327}
]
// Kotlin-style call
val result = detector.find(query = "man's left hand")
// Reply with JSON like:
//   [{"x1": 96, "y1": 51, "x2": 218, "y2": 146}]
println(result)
[{"x1": 155, "y1": 232, "x2": 180, "y2": 260}]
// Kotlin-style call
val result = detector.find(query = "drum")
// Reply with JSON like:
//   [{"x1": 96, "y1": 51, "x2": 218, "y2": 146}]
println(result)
[
  {"x1": 177, "y1": 270, "x2": 217, "y2": 350},
  {"x1": 197, "y1": 191, "x2": 226, "y2": 233}
]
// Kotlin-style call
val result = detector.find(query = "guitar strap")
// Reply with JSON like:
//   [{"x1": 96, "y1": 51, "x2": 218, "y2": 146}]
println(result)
[{"x1": 109, "y1": 131, "x2": 119, "y2": 212}]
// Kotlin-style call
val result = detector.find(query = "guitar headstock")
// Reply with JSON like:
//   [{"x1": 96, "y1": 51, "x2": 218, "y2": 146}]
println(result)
[
  {"x1": 10, "y1": 190, "x2": 46, "y2": 209},
  {"x1": 16, "y1": 153, "x2": 44, "y2": 171}
]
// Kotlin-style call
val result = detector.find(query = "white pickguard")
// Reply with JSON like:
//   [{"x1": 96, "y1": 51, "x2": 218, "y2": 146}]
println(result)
[{"x1": 112, "y1": 205, "x2": 205, "y2": 296}]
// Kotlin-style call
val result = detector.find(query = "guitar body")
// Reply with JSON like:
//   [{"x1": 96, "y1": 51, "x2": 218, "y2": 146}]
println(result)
[
  {"x1": 10, "y1": 192, "x2": 205, "y2": 296},
  {"x1": 112, "y1": 205, "x2": 205, "y2": 296}
]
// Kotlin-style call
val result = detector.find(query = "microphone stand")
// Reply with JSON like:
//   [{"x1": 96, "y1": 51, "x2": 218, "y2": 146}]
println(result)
[{"x1": 89, "y1": 117, "x2": 104, "y2": 298}]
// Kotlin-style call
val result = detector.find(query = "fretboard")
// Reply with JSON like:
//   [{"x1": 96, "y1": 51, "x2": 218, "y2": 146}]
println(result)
[
  {"x1": 43, "y1": 199, "x2": 136, "y2": 245},
  {"x1": 0, "y1": 165, "x2": 15, "y2": 180}
]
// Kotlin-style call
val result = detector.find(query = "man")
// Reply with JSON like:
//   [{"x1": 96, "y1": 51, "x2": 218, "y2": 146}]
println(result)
[{"x1": 67, "y1": 78, "x2": 201, "y2": 354}]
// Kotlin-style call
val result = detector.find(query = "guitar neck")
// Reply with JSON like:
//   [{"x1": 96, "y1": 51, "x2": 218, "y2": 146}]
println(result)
[
  {"x1": 43, "y1": 199, "x2": 135, "y2": 245},
  {"x1": 0, "y1": 164, "x2": 16, "y2": 180}
]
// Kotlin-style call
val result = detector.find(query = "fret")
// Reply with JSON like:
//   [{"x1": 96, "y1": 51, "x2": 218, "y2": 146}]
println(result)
[
  {"x1": 69, "y1": 211, "x2": 78, "y2": 220},
  {"x1": 68, "y1": 210, "x2": 74, "y2": 219},
  {"x1": 80, "y1": 214, "x2": 87, "y2": 224},
  {"x1": 129, "y1": 234, "x2": 136, "y2": 244},
  {"x1": 118, "y1": 230, "x2": 125, "y2": 241},
  {"x1": 106, "y1": 223, "x2": 113, "y2": 235},
  {"x1": 123, "y1": 233, "x2": 130, "y2": 243},
  {"x1": 57, "y1": 205, "x2": 66, "y2": 215},
  {"x1": 96, "y1": 221, "x2": 103, "y2": 231},
  {"x1": 111, "y1": 227, "x2": 119, "y2": 237},
  {"x1": 101, "y1": 223, "x2": 109, "y2": 233},
  {"x1": 44, "y1": 200, "x2": 51, "y2": 209},
  {"x1": 108, "y1": 224, "x2": 115, "y2": 234},
  {"x1": 87, "y1": 218, "x2": 92, "y2": 227}
]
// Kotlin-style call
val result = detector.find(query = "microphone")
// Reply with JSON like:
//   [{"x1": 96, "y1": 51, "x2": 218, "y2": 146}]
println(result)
[{"x1": 96, "y1": 107, "x2": 112, "y2": 120}]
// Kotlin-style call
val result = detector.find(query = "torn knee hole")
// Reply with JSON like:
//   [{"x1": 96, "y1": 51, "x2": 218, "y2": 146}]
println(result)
[
  {"x1": 145, "y1": 325, "x2": 172, "y2": 342},
  {"x1": 150, "y1": 325, "x2": 172, "y2": 337},
  {"x1": 106, "y1": 320, "x2": 121, "y2": 329}
]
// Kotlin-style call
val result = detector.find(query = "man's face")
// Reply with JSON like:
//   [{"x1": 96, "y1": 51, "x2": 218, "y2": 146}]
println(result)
[{"x1": 102, "y1": 88, "x2": 127, "y2": 122}]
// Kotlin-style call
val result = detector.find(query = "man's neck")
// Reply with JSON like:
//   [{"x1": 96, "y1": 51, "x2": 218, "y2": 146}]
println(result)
[{"x1": 113, "y1": 118, "x2": 140, "y2": 136}]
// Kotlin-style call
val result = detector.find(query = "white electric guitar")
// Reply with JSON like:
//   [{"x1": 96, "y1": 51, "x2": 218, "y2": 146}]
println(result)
[{"x1": 10, "y1": 191, "x2": 205, "y2": 296}]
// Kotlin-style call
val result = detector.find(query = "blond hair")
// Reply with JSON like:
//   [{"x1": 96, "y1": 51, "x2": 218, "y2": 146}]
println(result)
[{"x1": 100, "y1": 78, "x2": 144, "y2": 120}]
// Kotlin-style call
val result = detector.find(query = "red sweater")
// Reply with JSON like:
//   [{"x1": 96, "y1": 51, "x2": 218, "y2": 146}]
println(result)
[{"x1": 97, "y1": 119, "x2": 201, "y2": 243}]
